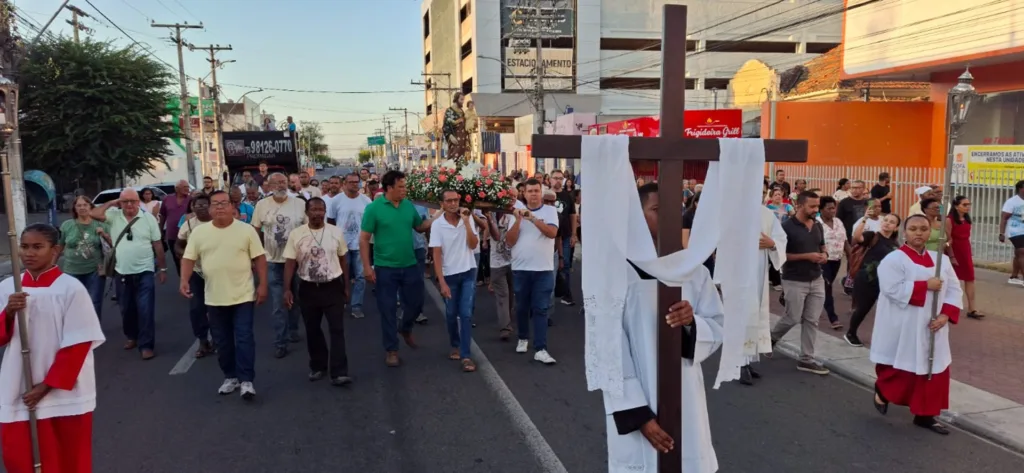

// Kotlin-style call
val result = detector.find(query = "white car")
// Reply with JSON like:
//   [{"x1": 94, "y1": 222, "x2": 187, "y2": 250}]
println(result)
[{"x1": 91, "y1": 186, "x2": 168, "y2": 207}]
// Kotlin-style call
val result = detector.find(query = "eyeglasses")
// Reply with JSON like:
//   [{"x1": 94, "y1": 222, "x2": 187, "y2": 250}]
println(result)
[
  {"x1": 210, "y1": 201, "x2": 231, "y2": 208},
  {"x1": 121, "y1": 199, "x2": 140, "y2": 205}
]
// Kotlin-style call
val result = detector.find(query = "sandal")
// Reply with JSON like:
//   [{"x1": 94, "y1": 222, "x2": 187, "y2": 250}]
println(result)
[
  {"x1": 499, "y1": 329, "x2": 512, "y2": 341},
  {"x1": 123, "y1": 340, "x2": 137, "y2": 350},
  {"x1": 461, "y1": 358, "x2": 477, "y2": 372},
  {"x1": 913, "y1": 416, "x2": 950, "y2": 435},
  {"x1": 831, "y1": 321, "x2": 844, "y2": 330},
  {"x1": 195, "y1": 341, "x2": 214, "y2": 358},
  {"x1": 449, "y1": 349, "x2": 461, "y2": 361},
  {"x1": 966, "y1": 311, "x2": 985, "y2": 320}
]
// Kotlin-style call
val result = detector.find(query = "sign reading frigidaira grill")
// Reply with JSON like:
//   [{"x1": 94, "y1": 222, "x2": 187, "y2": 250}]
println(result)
[
  {"x1": 501, "y1": 1, "x2": 574, "y2": 38},
  {"x1": 222, "y1": 131, "x2": 298, "y2": 169}
]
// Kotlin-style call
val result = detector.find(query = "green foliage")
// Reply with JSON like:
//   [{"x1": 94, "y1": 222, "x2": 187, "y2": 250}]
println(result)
[
  {"x1": 298, "y1": 121, "x2": 329, "y2": 157},
  {"x1": 19, "y1": 38, "x2": 176, "y2": 186},
  {"x1": 357, "y1": 149, "x2": 372, "y2": 163},
  {"x1": 311, "y1": 154, "x2": 332, "y2": 166}
]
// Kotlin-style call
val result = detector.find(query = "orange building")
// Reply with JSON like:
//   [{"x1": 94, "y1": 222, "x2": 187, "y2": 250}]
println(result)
[{"x1": 762, "y1": 1, "x2": 1024, "y2": 169}]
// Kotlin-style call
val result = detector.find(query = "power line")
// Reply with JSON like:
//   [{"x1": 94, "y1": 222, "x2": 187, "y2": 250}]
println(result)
[
  {"x1": 170, "y1": 0, "x2": 203, "y2": 23},
  {"x1": 119, "y1": 0, "x2": 153, "y2": 21},
  {"x1": 83, "y1": 0, "x2": 190, "y2": 79}
]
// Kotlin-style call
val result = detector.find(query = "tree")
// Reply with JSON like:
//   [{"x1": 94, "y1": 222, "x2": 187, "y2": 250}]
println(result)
[
  {"x1": 298, "y1": 121, "x2": 329, "y2": 157},
  {"x1": 357, "y1": 149, "x2": 372, "y2": 164},
  {"x1": 19, "y1": 38, "x2": 177, "y2": 186}
]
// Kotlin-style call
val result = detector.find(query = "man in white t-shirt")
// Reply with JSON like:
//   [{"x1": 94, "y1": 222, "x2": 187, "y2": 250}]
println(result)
[
  {"x1": 327, "y1": 172, "x2": 373, "y2": 317},
  {"x1": 999, "y1": 180, "x2": 1024, "y2": 285},
  {"x1": 430, "y1": 190, "x2": 480, "y2": 372},
  {"x1": 486, "y1": 188, "x2": 516, "y2": 340},
  {"x1": 506, "y1": 178, "x2": 559, "y2": 365},
  {"x1": 252, "y1": 173, "x2": 308, "y2": 358}
]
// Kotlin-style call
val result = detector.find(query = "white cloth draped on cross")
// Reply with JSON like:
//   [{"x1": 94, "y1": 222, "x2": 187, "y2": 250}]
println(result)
[{"x1": 580, "y1": 135, "x2": 767, "y2": 398}]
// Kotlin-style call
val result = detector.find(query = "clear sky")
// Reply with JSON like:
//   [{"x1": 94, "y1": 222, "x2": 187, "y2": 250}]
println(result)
[{"x1": 23, "y1": 0, "x2": 426, "y2": 159}]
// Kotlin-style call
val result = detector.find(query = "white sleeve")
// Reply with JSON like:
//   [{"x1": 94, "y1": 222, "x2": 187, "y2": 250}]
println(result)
[
  {"x1": 61, "y1": 281, "x2": 106, "y2": 349},
  {"x1": 878, "y1": 253, "x2": 915, "y2": 308},
  {"x1": 428, "y1": 220, "x2": 442, "y2": 248},
  {"x1": 327, "y1": 198, "x2": 339, "y2": 221},
  {"x1": 690, "y1": 272, "x2": 724, "y2": 364},
  {"x1": 942, "y1": 259, "x2": 964, "y2": 311},
  {"x1": 769, "y1": 214, "x2": 787, "y2": 270},
  {"x1": 602, "y1": 316, "x2": 650, "y2": 415},
  {"x1": 543, "y1": 206, "x2": 559, "y2": 227}
]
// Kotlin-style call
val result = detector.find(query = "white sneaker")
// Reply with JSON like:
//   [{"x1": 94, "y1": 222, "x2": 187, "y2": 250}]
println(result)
[
  {"x1": 516, "y1": 339, "x2": 529, "y2": 353},
  {"x1": 534, "y1": 350, "x2": 557, "y2": 365},
  {"x1": 1008, "y1": 278, "x2": 1024, "y2": 287},
  {"x1": 218, "y1": 378, "x2": 240, "y2": 395},
  {"x1": 240, "y1": 382, "x2": 256, "y2": 400}
]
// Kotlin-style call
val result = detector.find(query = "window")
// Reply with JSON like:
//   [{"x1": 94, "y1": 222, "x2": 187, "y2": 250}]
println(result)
[
  {"x1": 599, "y1": 38, "x2": 697, "y2": 52},
  {"x1": 461, "y1": 39, "x2": 472, "y2": 59},
  {"x1": 426, "y1": 104, "x2": 433, "y2": 115},
  {"x1": 806, "y1": 42, "x2": 841, "y2": 54},
  {"x1": 705, "y1": 40, "x2": 797, "y2": 54},
  {"x1": 423, "y1": 12, "x2": 430, "y2": 38},
  {"x1": 425, "y1": 51, "x2": 431, "y2": 66},
  {"x1": 599, "y1": 78, "x2": 696, "y2": 90},
  {"x1": 462, "y1": 78, "x2": 473, "y2": 95},
  {"x1": 705, "y1": 78, "x2": 730, "y2": 90}
]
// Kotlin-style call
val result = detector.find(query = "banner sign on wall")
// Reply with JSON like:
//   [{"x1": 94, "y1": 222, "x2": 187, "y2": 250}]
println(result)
[
  {"x1": 222, "y1": 131, "x2": 298, "y2": 170},
  {"x1": 952, "y1": 145, "x2": 1024, "y2": 185},
  {"x1": 501, "y1": 4, "x2": 574, "y2": 38},
  {"x1": 504, "y1": 48, "x2": 573, "y2": 77}
]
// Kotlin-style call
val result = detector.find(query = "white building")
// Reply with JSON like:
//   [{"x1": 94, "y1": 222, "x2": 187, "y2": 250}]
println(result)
[{"x1": 421, "y1": 0, "x2": 842, "y2": 128}]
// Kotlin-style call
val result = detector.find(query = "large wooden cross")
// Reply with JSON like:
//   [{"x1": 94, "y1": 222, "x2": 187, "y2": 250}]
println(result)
[{"x1": 531, "y1": 5, "x2": 807, "y2": 473}]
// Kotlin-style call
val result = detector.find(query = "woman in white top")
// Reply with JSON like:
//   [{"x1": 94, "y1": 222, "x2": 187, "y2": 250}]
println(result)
[
  {"x1": 852, "y1": 198, "x2": 884, "y2": 243},
  {"x1": 141, "y1": 188, "x2": 161, "y2": 224},
  {"x1": 833, "y1": 178, "x2": 851, "y2": 202}
]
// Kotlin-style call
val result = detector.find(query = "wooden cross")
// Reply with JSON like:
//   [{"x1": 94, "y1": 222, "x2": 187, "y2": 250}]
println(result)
[{"x1": 530, "y1": 5, "x2": 807, "y2": 473}]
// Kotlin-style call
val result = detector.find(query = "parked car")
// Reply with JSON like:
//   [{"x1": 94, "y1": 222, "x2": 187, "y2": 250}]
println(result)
[
  {"x1": 149, "y1": 181, "x2": 195, "y2": 196},
  {"x1": 92, "y1": 186, "x2": 168, "y2": 207}
]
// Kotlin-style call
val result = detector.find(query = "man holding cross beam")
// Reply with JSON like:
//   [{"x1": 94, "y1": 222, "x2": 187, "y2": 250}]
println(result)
[{"x1": 530, "y1": 6, "x2": 807, "y2": 473}]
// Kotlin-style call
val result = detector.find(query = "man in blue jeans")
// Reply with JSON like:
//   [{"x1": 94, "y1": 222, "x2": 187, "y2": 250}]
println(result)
[
  {"x1": 327, "y1": 172, "x2": 372, "y2": 318},
  {"x1": 360, "y1": 170, "x2": 438, "y2": 367},
  {"x1": 90, "y1": 188, "x2": 168, "y2": 361},
  {"x1": 506, "y1": 179, "x2": 559, "y2": 365},
  {"x1": 430, "y1": 190, "x2": 480, "y2": 371},
  {"x1": 181, "y1": 190, "x2": 268, "y2": 400},
  {"x1": 550, "y1": 170, "x2": 578, "y2": 307}
]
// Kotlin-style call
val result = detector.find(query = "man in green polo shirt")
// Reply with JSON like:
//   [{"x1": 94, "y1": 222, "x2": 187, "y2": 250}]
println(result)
[{"x1": 360, "y1": 170, "x2": 438, "y2": 367}]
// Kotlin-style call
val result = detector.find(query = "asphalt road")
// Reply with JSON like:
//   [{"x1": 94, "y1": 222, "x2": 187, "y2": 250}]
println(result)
[{"x1": 1, "y1": 265, "x2": 1022, "y2": 472}]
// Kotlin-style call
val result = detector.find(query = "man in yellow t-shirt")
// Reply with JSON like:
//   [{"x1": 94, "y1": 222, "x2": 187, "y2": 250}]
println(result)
[
  {"x1": 181, "y1": 190, "x2": 268, "y2": 401},
  {"x1": 283, "y1": 197, "x2": 352, "y2": 386}
]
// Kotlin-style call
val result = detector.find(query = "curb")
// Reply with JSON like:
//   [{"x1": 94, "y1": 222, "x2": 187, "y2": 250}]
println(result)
[{"x1": 774, "y1": 339, "x2": 1024, "y2": 456}]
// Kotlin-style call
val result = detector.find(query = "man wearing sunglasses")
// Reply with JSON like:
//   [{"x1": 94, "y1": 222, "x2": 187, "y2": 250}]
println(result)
[{"x1": 91, "y1": 188, "x2": 168, "y2": 360}]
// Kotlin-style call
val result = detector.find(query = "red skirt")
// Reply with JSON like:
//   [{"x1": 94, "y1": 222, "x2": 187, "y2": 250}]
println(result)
[
  {"x1": 875, "y1": 364, "x2": 950, "y2": 417},
  {"x1": 1, "y1": 413, "x2": 93, "y2": 473}
]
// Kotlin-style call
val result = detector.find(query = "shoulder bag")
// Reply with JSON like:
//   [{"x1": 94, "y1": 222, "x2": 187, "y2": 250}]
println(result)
[{"x1": 101, "y1": 217, "x2": 140, "y2": 277}]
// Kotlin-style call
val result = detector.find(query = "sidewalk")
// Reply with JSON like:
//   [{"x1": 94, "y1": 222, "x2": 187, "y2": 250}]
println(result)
[{"x1": 769, "y1": 267, "x2": 1024, "y2": 454}]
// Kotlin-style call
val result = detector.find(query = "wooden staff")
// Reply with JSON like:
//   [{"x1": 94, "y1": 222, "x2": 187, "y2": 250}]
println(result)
[{"x1": 2, "y1": 145, "x2": 43, "y2": 472}]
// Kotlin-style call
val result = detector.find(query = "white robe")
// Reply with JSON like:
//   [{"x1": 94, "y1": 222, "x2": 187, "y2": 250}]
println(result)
[
  {"x1": 870, "y1": 248, "x2": 962, "y2": 375},
  {"x1": 604, "y1": 265, "x2": 724, "y2": 473},
  {"x1": 744, "y1": 208, "x2": 787, "y2": 362}
]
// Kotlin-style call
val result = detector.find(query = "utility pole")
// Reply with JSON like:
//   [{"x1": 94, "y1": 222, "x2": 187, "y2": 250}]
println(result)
[
  {"x1": 389, "y1": 107, "x2": 410, "y2": 168},
  {"x1": 65, "y1": 5, "x2": 91, "y2": 43},
  {"x1": 190, "y1": 44, "x2": 233, "y2": 182},
  {"x1": 507, "y1": 1, "x2": 560, "y2": 172},
  {"x1": 197, "y1": 78, "x2": 207, "y2": 176},
  {"x1": 712, "y1": 88, "x2": 719, "y2": 109},
  {"x1": 151, "y1": 21, "x2": 203, "y2": 187},
  {"x1": 383, "y1": 117, "x2": 395, "y2": 164}
]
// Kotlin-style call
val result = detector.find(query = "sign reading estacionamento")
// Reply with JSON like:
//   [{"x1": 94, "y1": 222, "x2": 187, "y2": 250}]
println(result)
[{"x1": 953, "y1": 145, "x2": 1024, "y2": 185}]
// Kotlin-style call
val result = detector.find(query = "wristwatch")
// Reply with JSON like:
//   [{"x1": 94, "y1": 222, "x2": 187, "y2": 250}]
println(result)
[{"x1": 158, "y1": 268, "x2": 168, "y2": 273}]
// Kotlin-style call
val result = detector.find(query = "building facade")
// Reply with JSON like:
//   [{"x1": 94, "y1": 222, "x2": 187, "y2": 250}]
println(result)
[{"x1": 420, "y1": 0, "x2": 841, "y2": 131}]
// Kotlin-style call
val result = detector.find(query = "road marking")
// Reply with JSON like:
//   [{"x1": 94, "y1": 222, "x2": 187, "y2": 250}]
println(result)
[
  {"x1": 169, "y1": 340, "x2": 200, "y2": 375},
  {"x1": 425, "y1": 282, "x2": 569, "y2": 473}
]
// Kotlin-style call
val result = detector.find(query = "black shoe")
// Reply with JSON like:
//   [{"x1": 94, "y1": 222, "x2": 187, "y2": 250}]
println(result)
[
  {"x1": 873, "y1": 383, "x2": 889, "y2": 415},
  {"x1": 560, "y1": 298, "x2": 576, "y2": 306},
  {"x1": 309, "y1": 371, "x2": 325, "y2": 382},
  {"x1": 739, "y1": 366, "x2": 754, "y2": 386},
  {"x1": 274, "y1": 347, "x2": 288, "y2": 359},
  {"x1": 748, "y1": 365, "x2": 761, "y2": 379},
  {"x1": 844, "y1": 333, "x2": 864, "y2": 347},
  {"x1": 331, "y1": 376, "x2": 353, "y2": 387},
  {"x1": 913, "y1": 416, "x2": 950, "y2": 435}
]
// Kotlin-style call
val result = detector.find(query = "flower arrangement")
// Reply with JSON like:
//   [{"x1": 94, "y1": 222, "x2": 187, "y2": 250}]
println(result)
[{"x1": 406, "y1": 159, "x2": 513, "y2": 208}]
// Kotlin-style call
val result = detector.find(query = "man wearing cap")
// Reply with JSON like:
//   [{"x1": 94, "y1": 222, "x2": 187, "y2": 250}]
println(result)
[{"x1": 908, "y1": 185, "x2": 938, "y2": 216}]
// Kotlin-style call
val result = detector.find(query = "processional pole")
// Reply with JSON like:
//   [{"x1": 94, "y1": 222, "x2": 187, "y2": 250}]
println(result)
[{"x1": 927, "y1": 68, "x2": 978, "y2": 380}]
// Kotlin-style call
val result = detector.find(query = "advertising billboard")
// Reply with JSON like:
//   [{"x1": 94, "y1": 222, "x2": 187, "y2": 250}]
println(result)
[
  {"x1": 222, "y1": 131, "x2": 299, "y2": 171},
  {"x1": 501, "y1": 2, "x2": 574, "y2": 38}
]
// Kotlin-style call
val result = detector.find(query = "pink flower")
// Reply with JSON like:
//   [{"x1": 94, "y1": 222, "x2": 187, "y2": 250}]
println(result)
[
  {"x1": 475, "y1": 181, "x2": 482, "y2": 187},
  {"x1": 456, "y1": 175, "x2": 464, "y2": 181},
  {"x1": 485, "y1": 179, "x2": 493, "y2": 185},
  {"x1": 478, "y1": 191, "x2": 486, "y2": 198},
  {"x1": 427, "y1": 166, "x2": 434, "y2": 173},
  {"x1": 438, "y1": 174, "x2": 448, "y2": 183},
  {"x1": 465, "y1": 195, "x2": 473, "y2": 203},
  {"x1": 480, "y1": 168, "x2": 490, "y2": 177},
  {"x1": 423, "y1": 177, "x2": 431, "y2": 183},
  {"x1": 497, "y1": 190, "x2": 506, "y2": 198}
]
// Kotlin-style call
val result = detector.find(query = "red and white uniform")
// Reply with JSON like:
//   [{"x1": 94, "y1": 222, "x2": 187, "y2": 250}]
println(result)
[
  {"x1": 0, "y1": 266, "x2": 105, "y2": 473},
  {"x1": 870, "y1": 245, "x2": 962, "y2": 416}
]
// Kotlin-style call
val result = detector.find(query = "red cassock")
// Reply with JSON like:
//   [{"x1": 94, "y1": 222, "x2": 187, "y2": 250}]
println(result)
[
  {"x1": 0, "y1": 269, "x2": 96, "y2": 473},
  {"x1": 873, "y1": 245, "x2": 960, "y2": 417}
]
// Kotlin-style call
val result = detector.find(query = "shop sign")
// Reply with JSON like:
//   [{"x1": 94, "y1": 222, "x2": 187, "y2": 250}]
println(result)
[
  {"x1": 952, "y1": 145, "x2": 1024, "y2": 185},
  {"x1": 504, "y1": 48, "x2": 573, "y2": 77},
  {"x1": 683, "y1": 109, "x2": 742, "y2": 139},
  {"x1": 501, "y1": 4, "x2": 574, "y2": 38}
]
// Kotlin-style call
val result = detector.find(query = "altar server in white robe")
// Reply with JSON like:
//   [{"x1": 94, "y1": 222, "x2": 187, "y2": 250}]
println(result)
[
  {"x1": 870, "y1": 214, "x2": 962, "y2": 436},
  {"x1": 739, "y1": 206, "x2": 787, "y2": 385},
  {"x1": 603, "y1": 184, "x2": 724, "y2": 473}
]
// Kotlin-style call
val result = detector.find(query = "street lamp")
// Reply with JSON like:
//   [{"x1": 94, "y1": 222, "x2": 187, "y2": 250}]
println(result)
[
  {"x1": 0, "y1": 69, "x2": 43, "y2": 471},
  {"x1": 927, "y1": 67, "x2": 980, "y2": 380}
]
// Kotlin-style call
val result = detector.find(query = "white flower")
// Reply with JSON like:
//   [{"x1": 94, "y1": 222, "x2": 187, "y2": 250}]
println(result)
[
  {"x1": 459, "y1": 163, "x2": 480, "y2": 181},
  {"x1": 440, "y1": 159, "x2": 458, "y2": 170}
]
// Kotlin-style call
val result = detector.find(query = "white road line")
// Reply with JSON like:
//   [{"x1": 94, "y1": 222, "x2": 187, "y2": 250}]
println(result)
[
  {"x1": 425, "y1": 282, "x2": 569, "y2": 473},
  {"x1": 169, "y1": 340, "x2": 200, "y2": 375}
]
